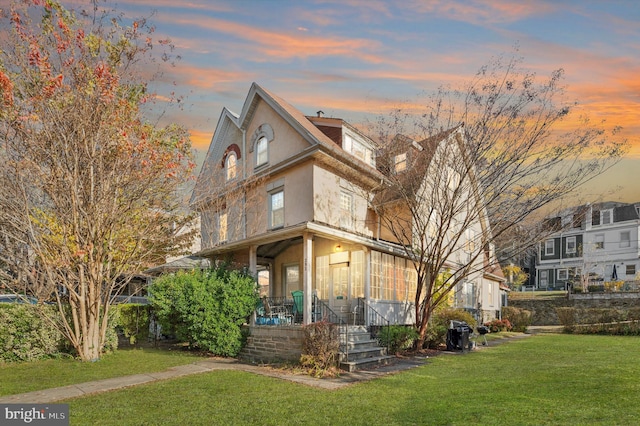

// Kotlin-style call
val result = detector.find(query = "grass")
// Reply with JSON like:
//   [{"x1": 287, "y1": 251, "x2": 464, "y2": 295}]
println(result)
[
  {"x1": 64, "y1": 334, "x2": 640, "y2": 425},
  {"x1": 0, "y1": 346, "x2": 200, "y2": 396}
]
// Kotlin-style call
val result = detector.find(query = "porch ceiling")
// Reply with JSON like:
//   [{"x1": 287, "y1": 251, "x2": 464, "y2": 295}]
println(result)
[{"x1": 257, "y1": 237, "x2": 302, "y2": 260}]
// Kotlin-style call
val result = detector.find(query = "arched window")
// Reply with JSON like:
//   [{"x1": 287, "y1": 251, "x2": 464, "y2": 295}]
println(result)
[
  {"x1": 226, "y1": 152, "x2": 237, "y2": 181},
  {"x1": 256, "y1": 136, "x2": 268, "y2": 166}
]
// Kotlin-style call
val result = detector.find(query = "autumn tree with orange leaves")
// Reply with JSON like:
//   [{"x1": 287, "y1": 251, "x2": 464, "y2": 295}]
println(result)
[{"x1": 0, "y1": 1, "x2": 194, "y2": 361}]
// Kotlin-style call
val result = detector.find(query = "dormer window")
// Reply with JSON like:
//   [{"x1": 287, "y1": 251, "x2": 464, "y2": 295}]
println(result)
[
  {"x1": 226, "y1": 152, "x2": 237, "y2": 181},
  {"x1": 256, "y1": 136, "x2": 268, "y2": 166},
  {"x1": 343, "y1": 134, "x2": 375, "y2": 167},
  {"x1": 394, "y1": 153, "x2": 407, "y2": 172}
]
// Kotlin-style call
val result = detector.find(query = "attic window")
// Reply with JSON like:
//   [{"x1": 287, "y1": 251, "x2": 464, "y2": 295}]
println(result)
[
  {"x1": 343, "y1": 134, "x2": 375, "y2": 167},
  {"x1": 226, "y1": 152, "x2": 237, "y2": 181},
  {"x1": 394, "y1": 153, "x2": 407, "y2": 172},
  {"x1": 256, "y1": 136, "x2": 268, "y2": 166}
]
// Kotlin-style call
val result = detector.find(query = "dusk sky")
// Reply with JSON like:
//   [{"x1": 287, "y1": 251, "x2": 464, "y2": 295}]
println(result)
[{"x1": 60, "y1": 0, "x2": 639, "y2": 202}]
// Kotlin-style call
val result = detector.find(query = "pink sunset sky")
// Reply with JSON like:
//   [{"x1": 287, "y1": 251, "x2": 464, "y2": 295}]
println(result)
[{"x1": 57, "y1": 0, "x2": 640, "y2": 203}]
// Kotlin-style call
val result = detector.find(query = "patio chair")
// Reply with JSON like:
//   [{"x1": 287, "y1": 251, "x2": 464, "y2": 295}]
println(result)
[{"x1": 291, "y1": 290, "x2": 303, "y2": 323}]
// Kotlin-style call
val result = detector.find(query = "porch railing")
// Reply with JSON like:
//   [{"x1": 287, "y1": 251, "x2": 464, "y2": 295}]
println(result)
[
  {"x1": 313, "y1": 295, "x2": 350, "y2": 361},
  {"x1": 361, "y1": 298, "x2": 391, "y2": 354}
]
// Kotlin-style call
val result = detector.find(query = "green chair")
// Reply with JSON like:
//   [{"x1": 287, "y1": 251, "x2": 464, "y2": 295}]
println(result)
[{"x1": 291, "y1": 290, "x2": 303, "y2": 323}]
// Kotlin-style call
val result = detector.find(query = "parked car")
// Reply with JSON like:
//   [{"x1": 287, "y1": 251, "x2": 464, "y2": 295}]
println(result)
[{"x1": 0, "y1": 294, "x2": 39, "y2": 304}]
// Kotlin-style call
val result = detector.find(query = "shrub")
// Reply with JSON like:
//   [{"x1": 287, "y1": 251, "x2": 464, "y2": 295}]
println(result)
[
  {"x1": 502, "y1": 306, "x2": 532, "y2": 332},
  {"x1": 377, "y1": 325, "x2": 419, "y2": 354},
  {"x1": 113, "y1": 304, "x2": 151, "y2": 344},
  {"x1": 300, "y1": 320, "x2": 339, "y2": 377},
  {"x1": 587, "y1": 285, "x2": 604, "y2": 293},
  {"x1": 0, "y1": 304, "x2": 64, "y2": 362},
  {"x1": 556, "y1": 307, "x2": 576, "y2": 332},
  {"x1": 149, "y1": 267, "x2": 259, "y2": 357},
  {"x1": 485, "y1": 318, "x2": 512, "y2": 333},
  {"x1": 425, "y1": 308, "x2": 477, "y2": 349}
]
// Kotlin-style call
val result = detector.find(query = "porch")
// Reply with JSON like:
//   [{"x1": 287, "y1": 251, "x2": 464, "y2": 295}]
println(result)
[{"x1": 243, "y1": 296, "x2": 402, "y2": 370}]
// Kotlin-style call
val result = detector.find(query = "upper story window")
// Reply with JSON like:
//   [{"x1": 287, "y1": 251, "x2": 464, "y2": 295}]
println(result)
[
  {"x1": 566, "y1": 236, "x2": 576, "y2": 254},
  {"x1": 339, "y1": 191, "x2": 354, "y2": 229},
  {"x1": 343, "y1": 134, "x2": 375, "y2": 167},
  {"x1": 593, "y1": 209, "x2": 613, "y2": 226},
  {"x1": 256, "y1": 136, "x2": 268, "y2": 167},
  {"x1": 394, "y1": 153, "x2": 407, "y2": 173},
  {"x1": 544, "y1": 239, "x2": 554, "y2": 256},
  {"x1": 620, "y1": 231, "x2": 631, "y2": 248},
  {"x1": 465, "y1": 228, "x2": 476, "y2": 253},
  {"x1": 595, "y1": 234, "x2": 604, "y2": 249},
  {"x1": 218, "y1": 211, "x2": 228, "y2": 243},
  {"x1": 269, "y1": 189, "x2": 284, "y2": 229},
  {"x1": 225, "y1": 152, "x2": 237, "y2": 181}
]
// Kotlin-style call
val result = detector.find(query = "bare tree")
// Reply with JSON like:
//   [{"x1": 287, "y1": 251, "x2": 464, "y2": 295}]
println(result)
[
  {"x1": 0, "y1": 1, "x2": 194, "y2": 361},
  {"x1": 369, "y1": 52, "x2": 627, "y2": 347}
]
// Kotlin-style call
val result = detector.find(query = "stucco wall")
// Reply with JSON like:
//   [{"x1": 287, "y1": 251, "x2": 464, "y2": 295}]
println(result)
[{"x1": 239, "y1": 325, "x2": 304, "y2": 364}]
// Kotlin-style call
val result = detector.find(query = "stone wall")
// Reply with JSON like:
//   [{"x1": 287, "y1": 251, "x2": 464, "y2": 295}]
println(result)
[
  {"x1": 509, "y1": 293, "x2": 640, "y2": 325},
  {"x1": 239, "y1": 325, "x2": 304, "y2": 364}
]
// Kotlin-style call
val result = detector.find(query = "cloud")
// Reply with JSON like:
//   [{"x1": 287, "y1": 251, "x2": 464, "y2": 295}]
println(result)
[
  {"x1": 156, "y1": 14, "x2": 385, "y2": 63},
  {"x1": 404, "y1": 0, "x2": 556, "y2": 25}
]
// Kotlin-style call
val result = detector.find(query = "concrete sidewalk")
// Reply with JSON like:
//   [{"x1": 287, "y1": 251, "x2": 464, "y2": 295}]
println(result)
[{"x1": 0, "y1": 355, "x2": 431, "y2": 403}]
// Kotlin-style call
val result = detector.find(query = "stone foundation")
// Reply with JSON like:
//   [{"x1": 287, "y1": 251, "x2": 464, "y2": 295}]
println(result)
[{"x1": 239, "y1": 325, "x2": 304, "y2": 364}]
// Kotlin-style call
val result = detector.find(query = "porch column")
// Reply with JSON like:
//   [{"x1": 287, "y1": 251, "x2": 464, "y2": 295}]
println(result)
[
  {"x1": 364, "y1": 248, "x2": 371, "y2": 327},
  {"x1": 249, "y1": 245, "x2": 257, "y2": 278},
  {"x1": 303, "y1": 232, "x2": 313, "y2": 325}
]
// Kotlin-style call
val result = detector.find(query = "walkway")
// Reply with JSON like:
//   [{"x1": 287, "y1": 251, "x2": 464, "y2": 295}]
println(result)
[{"x1": 0, "y1": 356, "x2": 431, "y2": 404}]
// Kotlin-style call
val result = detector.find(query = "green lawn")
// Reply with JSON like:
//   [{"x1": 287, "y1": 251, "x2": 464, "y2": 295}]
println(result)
[
  {"x1": 65, "y1": 334, "x2": 640, "y2": 425},
  {"x1": 0, "y1": 347, "x2": 200, "y2": 396}
]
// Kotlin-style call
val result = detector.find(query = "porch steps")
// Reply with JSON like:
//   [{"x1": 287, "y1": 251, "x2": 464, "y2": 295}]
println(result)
[{"x1": 338, "y1": 326, "x2": 395, "y2": 372}]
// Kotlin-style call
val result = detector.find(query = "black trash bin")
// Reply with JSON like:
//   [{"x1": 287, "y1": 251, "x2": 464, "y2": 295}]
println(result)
[{"x1": 446, "y1": 320, "x2": 473, "y2": 351}]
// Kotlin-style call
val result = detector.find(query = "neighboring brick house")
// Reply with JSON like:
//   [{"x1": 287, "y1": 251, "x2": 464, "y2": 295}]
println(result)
[
  {"x1": 537, "y1": 202, "x2": 640, "y2": 290},
  {"x1": 190, "y1": 83, "x2": 504, "y2": 327}
]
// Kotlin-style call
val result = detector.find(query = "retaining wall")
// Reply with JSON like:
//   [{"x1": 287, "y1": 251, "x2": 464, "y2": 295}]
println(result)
[
  {"x1": 509, "y1": 293, "x2": 640, "y2": 325},
  {"x1": 239, "y1": 325, "x2": 304, "y2": 364}
]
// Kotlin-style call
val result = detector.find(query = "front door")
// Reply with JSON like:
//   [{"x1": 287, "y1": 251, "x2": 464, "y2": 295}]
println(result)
[{"x1": 330, "y1": 263, "x2": 349, "y2": 315}]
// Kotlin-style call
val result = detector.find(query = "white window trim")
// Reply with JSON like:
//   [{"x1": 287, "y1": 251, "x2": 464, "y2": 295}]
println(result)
[
  {"x1": 544, "y1": 239, "x2": 554, "y2": 256},
  {"x1": 394, "y1": 153, "x2": 407, "y2": 173},
  {"x1": 557, "y1": 269, "x2": 568, "y2": 281},
  {"x1": 566, "y1": 236, "x2": 576, "y2": 254},
  {"x1": 539, "y1": 270, "x2": 549, "y2": 288},
  {"x1": 601, "y1": 209, "x2": 613, "y2": 225},
  {"x1": 595, "y1": 234, "x2": 604, "y2": 249},
  {"x1": 218, "y1": 211, "x2": 228, "y2": 243},
  {"x1": 225, "y1": 152, "x2": 237, "y2": 181},
  {"x1": 268, "y1": 189, "x2": 284, "y2": 229},
  {"x1": 620, "y1": 231, "x2": 631, "y2": 248},
  {"x1": 256, "y1": 136, "x2": 268, "y2": 167},
  {"x1": 339, "y1": 190, "x2": 354, "y2": 230}
]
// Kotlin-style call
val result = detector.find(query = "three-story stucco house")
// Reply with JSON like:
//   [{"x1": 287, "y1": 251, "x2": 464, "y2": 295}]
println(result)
[
  {"x1": 536, "y1": 202, "x2": 640, "y2": 291},
  {"x1": 190, "y1": 83, "x2": 504, "y2": 364}
]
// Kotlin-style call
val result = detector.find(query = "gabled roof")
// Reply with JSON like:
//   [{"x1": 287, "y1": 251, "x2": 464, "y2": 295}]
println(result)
[
  {"x1": 373, "y1": 125, "x2": 462, "y2": 206},
  {"x1": 191, "y1": 83, "x2": 384, "y2": 207}
]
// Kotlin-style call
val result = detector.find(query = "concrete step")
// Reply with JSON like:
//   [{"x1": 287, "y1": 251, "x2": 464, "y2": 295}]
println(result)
[
  {"x1": 339, "y1": 346, "x2": 388, "y2": 362},
  {"x1": 339, "y1": 355, "x2": 395, "y2": 372},
  {"x1": 341, "y1": 331, "x2": 374, "y2": 343},
  {"x1": 340, "y1": 339, "x2": 382, "y2": 351}
]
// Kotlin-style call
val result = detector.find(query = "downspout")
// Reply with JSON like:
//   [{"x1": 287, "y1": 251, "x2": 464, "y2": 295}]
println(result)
[{"x1": 242, "y1": 128, "x2": 247, "y2": 239}]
